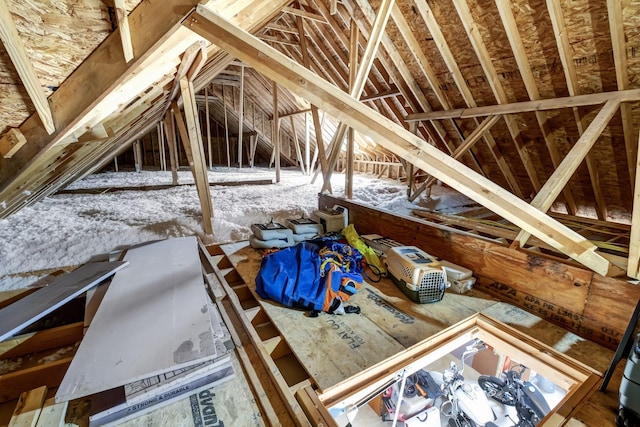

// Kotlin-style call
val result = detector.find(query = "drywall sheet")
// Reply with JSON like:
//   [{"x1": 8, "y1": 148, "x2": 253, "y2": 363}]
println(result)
[
  {"x1": 56, "y1": 236, "x2": 216, "y2": 402},
  {"x1": 0, "y1": 261, "x2": 128, "y2": 342}
]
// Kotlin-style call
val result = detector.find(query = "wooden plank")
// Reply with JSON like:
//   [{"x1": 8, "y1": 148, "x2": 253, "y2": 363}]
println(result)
[
  {"x1": 238, "y1": 66, "x2": 245, "y2": 168},
  {"x1": 177, "y1": 79, "x2": 214, "y2": 234},
  {"x1": 411, "y1": 0, "x2": 523, "y2": 197},
  {"x1": 296, "y1": 16, "x2": 330, "y2": 190},
  {"x1": 56, "y1": 237, "x2": 217, "y2": 402},
  {"x1": 273, "y1": 81, "x2": 280, "y2": 182},
  {"x1": 0, "y1": 322, "x2": 83, "y2": 360},
  {"x1": 318, "y1": 194, "x2": 640, "y2": 350},
  {"x1": 495, "y1": 0, "x2": 578, "y2": 214},
  {"x1": 628, "y1": 133, "x2": 640, "y2": 278},
  {"x1": 0, "y1": 128, "x2": 27, "y2": 159},
  {"x1": 283, "y1": 6, "x2": 325, "y2": 23},
  {"x1": 8, "y1": 386, "x2": 47, "y2": 427},
  {"x1": 0, "y1": 0, "x2": 54, "y2": 134},
  {"x1": 1, "y1": 357, "x2": 71, "y2": 403},
  {"x1": 607, "y1": 0, "x2": 636, "y2": 186},
  {"x1": 345, "y1": 18, "x2": 358, "y2": 199},
  {"x1": 515, "y1": 100, "x2": 620, "y2": 246},
  {"x1": 34, "y1": 398, "x2": 67, "y2": 427},
  {"x1": 320, "y1": 0, "x2": 395, "y2": 193},
  {"x1": 186, "y1": 8, "x2": 611, "y2": 276},
  {"x1": 0, "y1": 262, "x2": 126, "y2": 342},
  {"x1": 407, "y1": 89, "x2": 640, "y2": 122},
  {"x1": 114, "y1": 0, "x2": 134, "y2": 62}
]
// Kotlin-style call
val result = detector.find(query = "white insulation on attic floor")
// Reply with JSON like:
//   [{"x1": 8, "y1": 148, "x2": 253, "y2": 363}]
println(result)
[{"x1": 0, "y1": 167, "x2": 473, "y2": 290}]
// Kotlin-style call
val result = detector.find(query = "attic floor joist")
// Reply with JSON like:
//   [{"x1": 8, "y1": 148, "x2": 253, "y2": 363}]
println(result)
[{"x1": 186, "y1": 6, "x2": 613, "y2": 276}]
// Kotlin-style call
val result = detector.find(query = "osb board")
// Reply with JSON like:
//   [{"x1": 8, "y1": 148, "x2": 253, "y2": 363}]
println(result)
[
  {"x1": 356, "y1": 280, "x2": 498, "y2": 347},
  {"x1": 318, "y1": 194, "x2": 633, "y2": 350},
  {"x1": 481, "y1": 303, "x2": 613, "y2": 374},
  {"x1": 1, "y1": 0, "x2": 111, "y2": 132},
  {"x1": 65, "y1": 353, "x2": 264, "y2": 427},
  {"x1": 221, "y1": 242, "x2": 406, "y2": 391},
  {"x1": 581, "y1": 275, "x2": 640, "y2": 349}
]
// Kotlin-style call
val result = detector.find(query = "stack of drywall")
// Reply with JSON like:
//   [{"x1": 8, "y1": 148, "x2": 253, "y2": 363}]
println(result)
[{"x1": 55, "y1": 236, "x2": 234, "y2": 426}]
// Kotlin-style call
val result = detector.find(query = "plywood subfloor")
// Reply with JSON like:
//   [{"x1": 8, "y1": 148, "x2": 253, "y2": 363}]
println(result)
[{"x1": 220, "y1": 241, "x2": 618, "y2": 426}]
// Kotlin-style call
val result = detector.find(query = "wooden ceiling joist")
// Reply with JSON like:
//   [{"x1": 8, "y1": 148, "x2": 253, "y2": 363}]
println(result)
[
  {"x1": 282, "y1": 6, "x2": 325, "y2": 23},
  {"x1": 0, "y1": 0, "x2": 55, "y2": 135},
  {"x1": 407, "y1": 89, "x2": 640, "y2": 121},
  {"x1": 187, "y1": 5, "x2": 612, "y2": 276}
]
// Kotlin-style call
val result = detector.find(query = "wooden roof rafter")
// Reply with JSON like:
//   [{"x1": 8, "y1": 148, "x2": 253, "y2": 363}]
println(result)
[
  {"x1": 0, "y1": 0, "x2": 55, "y2": 135},
  {"x1": 186, "y1": 5, "x2": 614, "y2": 276},
  {"x1": 495, "y1": 0, "x2": 578, "y2": 216},
  {"x1": 545, "y1": 0, "x2": 612, "y2": 220},
  {"x1": 414, "y1": 0, "x2": 523, "y2": 198},
  {"x1": 607, "y1": 0, "x2": 637, "y2": 189}
]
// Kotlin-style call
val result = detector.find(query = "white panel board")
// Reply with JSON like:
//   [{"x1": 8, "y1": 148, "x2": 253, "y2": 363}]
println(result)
[
  {"x1": 56, "y1": 236, "x2": 216, "y2": 402},
  {"x1": 0, "y1": 261, "x2": 128, "y2": 342}
]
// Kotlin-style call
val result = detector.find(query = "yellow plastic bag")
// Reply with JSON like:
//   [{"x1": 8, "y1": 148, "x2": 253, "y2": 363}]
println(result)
[{"x1": 342, "y1": 224, "x2": 386, "y2": 277}]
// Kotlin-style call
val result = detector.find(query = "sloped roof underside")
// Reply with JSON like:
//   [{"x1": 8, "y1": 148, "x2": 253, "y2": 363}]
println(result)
[{"x1": 0, "y1": 0, "x2": 638, "y2": 277}]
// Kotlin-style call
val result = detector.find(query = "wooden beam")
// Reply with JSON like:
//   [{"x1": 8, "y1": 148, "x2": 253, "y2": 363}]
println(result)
[
  {"x1": 515, "y1": 99, "x2": 620, "y2": 246},
  {"x1": 238, "y1": 66, "x2": 244, "y2": 168},
  {"x1": 283, "y1": 6, "x2": 325, "y2": 23},
  {"x1": 359, "y1": 86, "x2": 400, "y2": 102},
  {"x1": 607, "y1": 0, "x2": 637, "y2": 189},
  {"x1": 222, "y1": 86, "x2": 231, "y2": 168},
  {"x1": 0, "y1": 0, "x2": 55, "y2": 134},
  {"x1": 0, "y1": 128, "x2": 27, "y2": 159},
  {"x1": 259, "y1": 34, "x2": 300, "y2": 47},
  {"x1": 278, "y1": 108, "x2": 312, "y2": 119},
  {"x1": 186, "y1": 44, "x2": 207, "y2": 82},
  {"x1": 9, "y1": 386, "x2": 47, "y2": 427},
  {"x1": 273, "y1": 81, "x2": 280, "y2": 182},
  {"x1": 330, "y1": 0, "x2": 337, "y2": 15},
  {"x1": 290, "y1": 116, "x2": 305, "y2": 175},
  {"x1": 321, "y1": 0, "x2": 395, "y2": 193},
  {"x1": 453, "y1": 0, "x2": 541, "y2": 193},
  {"x1": 114, "y1": 0, "x2": 134, "y2": 62},
  {"x1": 407, "y1": 89, "x2": 640, "y2": 121},
  {"x1": 205, "y1": 87, "x2": 211, "y2": 169},
  {"x1": 495, "y1": 0, "x2": 577, "y2": 215},
  {"x1": 627, "y1": 130, "x2": 640, "y2": 279},
  {"x1": 163, "y1": 110, "x2": 178, "y2": 185},
  {"x1": 174, "y1": 81, "x2": 213, "y2": 235},
  {"x1": 304, "y1": 112, "x2": 310, "y2": 175},
  {"x1": 265, "y1": 23, "x2": 299, "y2": 34},
  {"x1": 412, "y1": 0, "x2": 522, "y2": 197},
  {"x1": 346, "y1": 18, "x2": 358, "y2": 200},
  {"x1": 546, "y1": 0, "x2": 608, "y2": 219},
  {"x1": 296, "y1": 15, "x2": 330, "y2": 190},
  {"x1": 412, "y1": 115, "x2": 501, "y2": 197},
  {"x1": 164, "y1": 41, "x2": 204, "y2": 113},
  {"x1": 186, "y1": 6, "x2": 612, "y2": 275}
]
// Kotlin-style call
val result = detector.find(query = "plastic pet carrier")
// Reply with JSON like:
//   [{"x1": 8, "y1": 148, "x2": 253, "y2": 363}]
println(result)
[{"x1": 385, "y1": 246, "x2": 447, "y2": 304}]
